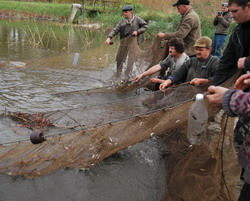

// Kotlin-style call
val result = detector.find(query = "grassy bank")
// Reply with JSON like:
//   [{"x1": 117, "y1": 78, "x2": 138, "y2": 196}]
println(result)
[
  {"x1": 0, "y1": 1, "x2": 71, "y2": 21},
  {"x1": 0, "y1": 1, "x2": 236, "y2": 39}
]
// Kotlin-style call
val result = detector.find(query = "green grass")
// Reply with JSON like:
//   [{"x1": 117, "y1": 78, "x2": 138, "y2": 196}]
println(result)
[
  {"x1": 0, "y1": 1, "x2": 236, "y2": 39},
  {"x1": 0, "y1": 1, "x2": 71, "y2": 17}
]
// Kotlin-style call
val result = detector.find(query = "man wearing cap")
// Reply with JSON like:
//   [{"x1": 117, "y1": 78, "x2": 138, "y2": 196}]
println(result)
[
  {"x1": 105, "y1": 5, "x2": 148, "y2": 77},
  {"x1": 212, "y1": 2, "x2": 232, "y2": 58},
  {"x1": 157, "y1": 0, "x2": 201, "y2": 57},
  {"x1": 105, "y1": 5, "x2": 147, "y2": 43},
  {"x1": 159, "y1": 36, "x2": 219, "y2": 90}
]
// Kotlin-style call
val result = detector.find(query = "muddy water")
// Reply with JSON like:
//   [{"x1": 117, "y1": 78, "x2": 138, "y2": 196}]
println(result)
[{"x1": 0, "y1": 19, "x2": 167, "y2": 201}]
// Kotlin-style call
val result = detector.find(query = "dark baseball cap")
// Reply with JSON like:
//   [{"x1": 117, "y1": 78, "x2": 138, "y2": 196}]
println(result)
[
  {"x1": 172, "y1": 0, "x2": 190, "y2": 6},
  {"x1": 122, "y1": 5, "x2": 133, "y2": 11}
]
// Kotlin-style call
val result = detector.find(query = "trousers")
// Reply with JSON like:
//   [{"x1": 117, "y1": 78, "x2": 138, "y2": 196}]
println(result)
[{"x1": 212, "y1": 34, "x2": 227, "y2": 58}]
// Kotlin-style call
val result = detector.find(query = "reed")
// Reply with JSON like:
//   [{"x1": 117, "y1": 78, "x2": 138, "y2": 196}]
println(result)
[
  {"x1": 0, "y1": 0, "x2": 237, "y2": 40},
  {"x1": 17, "y1": 23, "x2": 99, "y2": 52},
  {"x1": 0, "y1": 1, "x2": 71, "y2": 17}
]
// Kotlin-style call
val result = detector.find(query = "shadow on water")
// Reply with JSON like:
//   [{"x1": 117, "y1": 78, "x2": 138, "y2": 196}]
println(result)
[{"x1": 0, "y1": 19, "x2": 168, "y2": 201}]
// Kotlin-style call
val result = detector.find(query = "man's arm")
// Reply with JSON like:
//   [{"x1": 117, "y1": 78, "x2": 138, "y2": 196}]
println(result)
[
  {"x1": 244, "y1": 56, "x2": 250, "y2": 71},
  {"x1": 107, "y1": 21, "x2": 122, "y2": 39},
  {"x1": 213, "y1": 33, "x2": 238, "y2": 85},
  {"x1": 222, "y1": 90, "x2": 250, "y2": 118},
  {"x1": 219, "y1": 13, "x2": 232, "y2": 28},
  {"x1": 213, "y1": 16, "x2": 219, "y2": 25},
  {"x1": 207, "y1": 74, "x2": 250, "y2": 118},
  {"x1": 133, "y1": 64, "x2": 161, "y2": 82},
  {"x1": 136, "y1": 17, "x2": 148, "y2": 34},
  {"x1": 167, "y1": 59, "x2": 191, "y2": 84},
  {"x1": 164, "y1": 17, "x2": 194, "y2": 39},
  {"x1": 206, "y1": 56, "x2": 220, "y2": 81}
]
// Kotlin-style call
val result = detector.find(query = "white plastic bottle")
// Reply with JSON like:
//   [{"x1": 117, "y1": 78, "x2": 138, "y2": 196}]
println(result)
[{"x1": 187, "y1": 93, "x2": 208, "y2": 145}]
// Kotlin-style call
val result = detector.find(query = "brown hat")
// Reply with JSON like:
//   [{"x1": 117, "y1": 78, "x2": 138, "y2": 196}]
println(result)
[{"x1": 194, "y1": 36, "x2": 212, "y2": 48}]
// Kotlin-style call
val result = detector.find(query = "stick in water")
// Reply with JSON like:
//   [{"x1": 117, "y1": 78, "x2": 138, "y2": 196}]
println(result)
[{"x1": 73, "y1": 53, "x2": 79, "y2": 65}]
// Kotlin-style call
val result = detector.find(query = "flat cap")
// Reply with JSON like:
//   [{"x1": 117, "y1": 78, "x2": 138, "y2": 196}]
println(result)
[
  {"x1": 122, "y1": 5, "x2": 133, "y2": 11},
  {"x1": 172, "y1": 0, "x2": 190, "y2": 7},
  {"x1": 194, "y1": 36, "x2": 212, "y2": 48}
]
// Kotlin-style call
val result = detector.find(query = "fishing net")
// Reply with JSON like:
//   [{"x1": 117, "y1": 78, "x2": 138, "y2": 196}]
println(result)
[
  {"x1": 0, "y1": 33, "x2": 243, "y2": 201},
  {"x1": 109, "y1": 35, "x2": 168, "y2": 81}
]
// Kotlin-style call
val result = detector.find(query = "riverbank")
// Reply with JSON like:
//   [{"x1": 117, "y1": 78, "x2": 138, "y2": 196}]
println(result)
[{"x1": 0, "y1": 1, "x2": 236, "y2": 39}]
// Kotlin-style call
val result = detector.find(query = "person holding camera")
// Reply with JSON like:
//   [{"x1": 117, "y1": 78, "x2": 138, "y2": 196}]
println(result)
[{"x1": 212, "y1": 2, "x2": 232, "y2": 58}]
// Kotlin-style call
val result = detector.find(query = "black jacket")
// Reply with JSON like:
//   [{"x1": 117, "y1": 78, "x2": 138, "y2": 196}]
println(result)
[{"x1": 213, "y1": 22, "x2": 250, "y2": 85}]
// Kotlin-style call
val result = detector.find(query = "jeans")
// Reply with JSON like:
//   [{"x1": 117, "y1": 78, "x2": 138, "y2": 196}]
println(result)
[{"x1": 212, "y1": 34, "x2": 227, "y2": 58}]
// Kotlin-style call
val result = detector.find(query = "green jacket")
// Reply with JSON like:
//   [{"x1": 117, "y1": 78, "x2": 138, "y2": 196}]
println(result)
[
  {"x1": 168, "y1": 55, "x2": 219, "y2": 84},
  {"x1": 164, "y1": 7, "x2": 201, "y2": 56}
]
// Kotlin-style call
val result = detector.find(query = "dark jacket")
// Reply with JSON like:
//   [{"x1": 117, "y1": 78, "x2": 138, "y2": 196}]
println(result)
[
  {"x1": 213, "y1": 22, "x2": 250, "y2": 85},
  {"x1": 108, "y1": 15, "x2": 148, "y2": 40},
  {"x1": 168, "y1": 55, "x2": 219, "y2": 84},
  {"x1": 245, "y1": 56, "x2": 250, "y2": 69},
  {"x1": 213, "y1": 11, "x2": 232, "y2": 35}
]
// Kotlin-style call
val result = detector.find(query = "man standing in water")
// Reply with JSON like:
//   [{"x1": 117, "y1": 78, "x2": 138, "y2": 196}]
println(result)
[
  {"x1": 105, "y1": 5, "x2": 148, "y2": 78},
  {"x1": 157, "y1": 0, "x2": 201, "y2": 57}
]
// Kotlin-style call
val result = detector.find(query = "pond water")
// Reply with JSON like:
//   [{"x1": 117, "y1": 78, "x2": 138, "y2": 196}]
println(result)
[
  {"x1": 0, "y1": 19, "x2": 168, "y2": 201},
  {"x1": 0, "y1": 19, "x2": 118, "y2": 113}
]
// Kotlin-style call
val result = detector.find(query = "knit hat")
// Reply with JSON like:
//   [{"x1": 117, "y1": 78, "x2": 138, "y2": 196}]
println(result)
[{"x1": 194, "y1": 36, "x2": 212, "y2": 48}]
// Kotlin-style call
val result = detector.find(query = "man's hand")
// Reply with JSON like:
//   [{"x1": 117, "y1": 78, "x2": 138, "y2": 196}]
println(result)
[
  {"x1": 105, "y1": 38, "x2": 111, "y2": 45},
  {"x1": 157, "y1": 32, "x2": 166, "y2": 39},
  {"x1": 133, "y1": 74, "x2": 143, "y2": 82},
  {"x1": 206, "y1": 86, "x2": 229, "y2": 105},
  {"x1": 132, "y1": 31, "x2": 138, "y2": 36},
  {"x1": 190, "y1": 78, "x2": 209, "y2": 86},
  {"x1": 150, "y1": 78, "x2": 164, "y2": 84},
  {"x1": 159, "y1": 79, "x2": 172, "y2": 91},
  {"x1": 237, "y1": 57, "x2": 246, "y2": 69},
  {"x1": 234, "y1": 73, "x2": 250, "y2": 90}
]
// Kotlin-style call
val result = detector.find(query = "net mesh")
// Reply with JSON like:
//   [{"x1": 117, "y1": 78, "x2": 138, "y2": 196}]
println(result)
[
  {"x1": 0, "y1": 36, "x2": 243, "y2": 201},
  {"x1": 110, "y1": 35, "x2": 168, "y2": 81}
]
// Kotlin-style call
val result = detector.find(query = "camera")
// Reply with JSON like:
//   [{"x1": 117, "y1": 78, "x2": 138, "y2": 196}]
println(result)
[{"x1": 217, "y1": 11, "x2": 223, "y2": 16}]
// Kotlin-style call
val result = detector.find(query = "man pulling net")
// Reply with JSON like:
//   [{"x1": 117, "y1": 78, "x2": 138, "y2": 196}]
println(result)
[{"x1": 105, "y1": 5, "x2": 148, "y2": 79}]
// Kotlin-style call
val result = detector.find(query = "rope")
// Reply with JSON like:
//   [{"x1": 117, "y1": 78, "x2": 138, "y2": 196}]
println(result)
[
  {"x1": 0, "y1": 98, "x2": 193, "y2": 146},
  {"x1": 220, "y1": 114, "x2": 233, "y2": 201}
]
